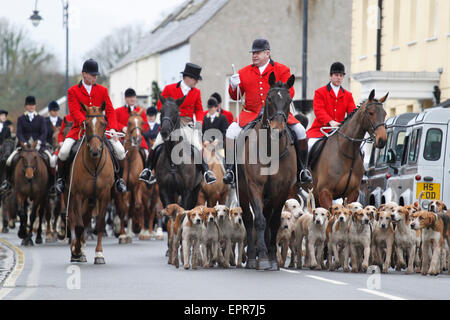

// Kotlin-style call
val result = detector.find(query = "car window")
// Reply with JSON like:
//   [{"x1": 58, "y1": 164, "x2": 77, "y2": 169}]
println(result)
[
  {"x1": 423, "y1": 128, "x2": 442, "y2": 161},
  {"x1": 408, "y1": 128, "x2": 422, "y2": 164},
  {"x1": 376, "y1": 132, "x2": 392, "y2": 166},
  {"x1": 395, "y1": 131, "x2": 406, "y2": 162}
]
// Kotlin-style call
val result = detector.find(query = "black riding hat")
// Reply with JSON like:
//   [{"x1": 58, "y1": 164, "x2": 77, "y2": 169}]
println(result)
[
  {"x1": 82, "y1": 59, "x2": 100, "y2": 76},
  {"x1": 25, "y1": 96, "x2": 36, "y2": 106},
  {"x1": 207, "y1": 97, "x2": 218, "y2": 108},
  {"x1": 181, "y1": 63, "x2": 202, "y2": 81},
  {"x1": 146, "y1": 106, "x2": 157, "y2": 116},
  {"x1": 48, "y1": 100, "x2": 60, "y2": 111},
  {"x1": 330, "y1": 62, "x2": 346, "y2": 75},
  {"x1": 125, "y1": 88, "x2": 136, "y2": 97},
  {"x1": 0, "y1": 109, "x2": 8, "y2": 116},
  {"x1": 250, "y1": 38, "x2": 270, "y2": 53},
  {"x1": 211, "y1": 92, "x2": 222, "y2": 104}
]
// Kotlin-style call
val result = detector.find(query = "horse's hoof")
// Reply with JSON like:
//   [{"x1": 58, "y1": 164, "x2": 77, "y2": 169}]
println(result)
[
  {"x1": 18, "y1": 228, "x2": 27, "y2": 240},
  {"x1": 256, "y1": 259, "x2": 271, "y2": 271},
  {"x1": 94, "y1": 257, "x2": 105, "y2": 265},
  {"x1": 126, "y1": 236, "x2": 133, "y2": 244},
  {"x1": 118, "y1": 236, "x2": 128, "y2": 244},
  {"x1": 246, "y1": 259, "x2": 257, "y2": 269},
  {"x1": 8, "y1": 221, "x2": 15, "y2": 229},
  {"x1": 35, "y1": 237, "x2": 43, "y2": 245},
  {"x1": 2, "y1": 227, "x2": 8, "y2": 233},
  {"x1": 71, "y1": 254, "x2": 87, "y2": 263},
  {"x1": 21, "y1": 238, "x2": 34, "y2": 247},
  {"x1": 268, "y1": 260, "x2": 279, "y2": 271},
  {"x1": 165, "y1": 249, "x2": 169, "y2": 257}
]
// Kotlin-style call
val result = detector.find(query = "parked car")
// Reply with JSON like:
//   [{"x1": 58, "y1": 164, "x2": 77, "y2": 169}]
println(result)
[
  {"x1": 360, "y1": 113, "x2": 417, "y2": 207},
  {"x1": 382, "y1": 107, "x2": 450, "y2": 209}
]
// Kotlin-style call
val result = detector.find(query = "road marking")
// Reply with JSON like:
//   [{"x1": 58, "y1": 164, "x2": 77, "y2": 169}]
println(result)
[
  {"x1": 0, "y1": 238, "x2": 25, "y2": 300},
  {"x1": 280, "y1": 268, "x2": 301, "y2": 274},
  {"x1": 357, "y1": 288, "x2": 406, "y2": 300},
  {"x1": 14, "y1": 250, "x2": 41, "y2": 300},
  {"x1": 305, "y1": 275, "x2": 348, "y2": 285}
]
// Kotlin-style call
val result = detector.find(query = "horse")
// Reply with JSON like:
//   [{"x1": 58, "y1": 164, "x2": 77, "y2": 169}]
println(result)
[
  {"x1": 115, "y1": 111, "x2": 147, "y2": 243},
  {"x1": 65, "y1": 103, "x2": 114, "y2": 264},
  {"x1": 310, "y1": 89, "x2": 388, "y2": 209},
  {"x1": 14, "y1": 141, "x2": 50, "y2": 246},
  {"x1": 197, "y1": 143, "x2": 229, "y2": 206},
  {"x1": 155, "y1": 96, "x2": 202, "y2": 210},
  {"x1": 237, "y1": 72, "x2": 297, "y2": 270},
  {"x1": 0, "y1": 138, "x2": 16, "y2": 233}
]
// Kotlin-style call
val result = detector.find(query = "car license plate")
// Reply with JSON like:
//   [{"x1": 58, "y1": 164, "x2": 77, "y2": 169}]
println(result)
[{"x1": 416, "y1": 183, "x2": 440, "y2": 200}]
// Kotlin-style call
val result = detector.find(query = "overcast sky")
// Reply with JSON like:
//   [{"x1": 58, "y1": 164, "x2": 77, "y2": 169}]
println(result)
[{"x1": 0, "y1": 0, "x2": 185, "y2": 73}]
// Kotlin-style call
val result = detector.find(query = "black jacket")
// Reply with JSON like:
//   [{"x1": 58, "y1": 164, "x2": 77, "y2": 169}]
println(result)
[
  {"x1": 44, "y1": 116, "x2": 63, "y2": 145},
  {"x1": 16, "y1": 113, "x2": 47, "y2": 148},
  {"x1": 0, "y1": 124, "x2": 11, "y2": 145},
  {"x1": 202, "y1": 113, "x2": 228, "y2": 142}
]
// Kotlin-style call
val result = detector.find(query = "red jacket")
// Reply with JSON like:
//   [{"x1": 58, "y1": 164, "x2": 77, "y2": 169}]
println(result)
[
  {"x1": 202, "y1": 108, "x2": 234, "y2": 125},
  {"x1": 66, "y1": 81, "x2": 118, "y2": 140},
  {"x1": 307, "y1": 83, "x2": 357, "y2": 138},
  {"x1": 115, "y1": 105, "x2": 150, "y2": 150},
  {"x1": 58, "y1": 114, "x2": 73, "y2": 143},
  {"x1": 228, "y1": 60, "x2": 299, "y2": 127},
  {"x1": 157, "y1": 82, "x2": 204, "y2": 124}
]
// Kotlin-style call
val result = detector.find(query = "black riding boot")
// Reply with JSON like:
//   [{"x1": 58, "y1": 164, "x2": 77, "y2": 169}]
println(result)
[
  {"x1": 55, "y1": 159, "x2": 68, "y2": 194},
  {"x1": 0, "y1": 165, "x2": 13, "y2": 192},
  {"x1": 192, "y1": 145, "x2": 216, "y2": 185},
  {"x1": 223, "y1": 138, "x2": 235, "y2": 185},
  {"x1": 115, "y1": 159, "x2": 127, "y2": 193},
  {"x1": 139, "y1": 146, "x2": 160, "y2": 185},
  {"x1": 295, "y1": 139, "x2": 313, "y2": 184}
]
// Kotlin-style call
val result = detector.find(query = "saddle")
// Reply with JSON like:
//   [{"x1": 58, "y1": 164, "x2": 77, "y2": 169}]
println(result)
[{"x1": 307, "y1": 137, "x2": 327, "y2": 170}]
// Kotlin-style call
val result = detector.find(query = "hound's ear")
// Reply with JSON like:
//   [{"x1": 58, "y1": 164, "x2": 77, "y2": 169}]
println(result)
[
  {"x1": 375, "y1": 211, "x2": 380, "y2": 221},
  {"x1": 368, "y1": 89, "x2": 375, "y2": 102},
  {"x1": 286, "y1": 74, "x2": 295, "y2": 89},
  {"x1": 175, "y1": 96, "x2": 186, "y2": 107},
  {"x1": 326, "y1": 210, "x2": 331, "y2": 218},
  {"x1": 379, "y1": 92, "x2": 389, "y2": 103},
  {"x1": 269, "y1": 72, "x2": 276, "y2": 87},
  {"x1": 80, "y1": 103, "x2": 87, "y2": 112},
  {"x1": 443, "y1": 204, "x2": 447, "y2": 211},
  {"x1": 101, "y1": 101, "x2": 106, "y2": 111},
  {"x1": 159, "y1": 95, "x2": 166, "y2": 106}
]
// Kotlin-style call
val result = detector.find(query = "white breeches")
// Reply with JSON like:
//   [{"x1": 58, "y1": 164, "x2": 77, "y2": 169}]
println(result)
[
  {"x1": 225, "y1": 122, "x2": 307, "y2": 140},
  {"x1": 59, "y1": 137, "x2": 126, "y2": 161},
  {"x1": 152, "y1": 123, "x2": 202, "y2": 152},
  {"x1": 308, "y1": 138, "x2": 321, "y2": 152},
  {"x1": 6, "y1": 149, "x2": 54, "y2": 167}
]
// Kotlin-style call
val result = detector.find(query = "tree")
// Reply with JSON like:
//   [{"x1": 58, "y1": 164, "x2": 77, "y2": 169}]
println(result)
[
  {"x1": 0, "y1": 18, "x2": 69, "y2": 120},
  {"x1": 83, "y1": 24, "x2": 144, "y2": 79},
  {"x1": 151, "y1": 81, "x2": 161, "y2": 107}
]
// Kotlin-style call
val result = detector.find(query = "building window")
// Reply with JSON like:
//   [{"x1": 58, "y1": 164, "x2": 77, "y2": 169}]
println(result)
[
  {"x1": 407, "y1": 104, "x2": 413, "y2": 113},
  {"x1": 409, "y1": 0, "x2": 417, "y2": 43},
  {"x1": 427, "y1": 0, "x2": 438, "y2": 40},
  {"x1": 393, "y1": 0, "x2": 401, "y2": 47}
]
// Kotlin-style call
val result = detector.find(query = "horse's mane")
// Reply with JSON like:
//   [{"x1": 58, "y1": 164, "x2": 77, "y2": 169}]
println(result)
[{"x1": 340, "y1": 98, "x2": 379, "y2": 126}]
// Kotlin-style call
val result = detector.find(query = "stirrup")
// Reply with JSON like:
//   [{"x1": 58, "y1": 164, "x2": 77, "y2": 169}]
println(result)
[
  {"x1": 204, "y1": 171, "x2": 217, "y2": 185},
  {"x1": 139, "y1": 168, "x2": 156, "y2": 185}
]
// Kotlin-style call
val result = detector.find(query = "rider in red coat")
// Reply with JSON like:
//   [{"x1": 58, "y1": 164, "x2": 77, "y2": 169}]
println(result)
[
  {"x1": 139, "y1": 63, "x2": 217, "y2": 186},
  {"x1": 223, "y1": 39, "x2": 312, "y2": 185},
  {"x1": 115, "y1": 88, "x2": 150, "y2": 153},
  {"x1": 307, "y1": 62, "x2": 357, "y2": 150},
  {"x1": 55, "y1": 59, "x2": 127, "y2": 194}
]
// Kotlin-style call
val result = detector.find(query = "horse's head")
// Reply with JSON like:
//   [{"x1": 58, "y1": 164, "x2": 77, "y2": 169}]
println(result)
[
  {"x1": 0, "y1": 138, "x2": 15, "y2": 162},
  {"x1": 82, "y1": 102, "x2": 106, "y2": 158},
  {"x1": 127, "y1": 111, "x2": 145, "y2": 148},
  {"x1": 265, "y1": 72, "x2": 295, "y2": 134},
  {"x1": 361, "y1": 89, "x2": 388, "y2": 149},
  {"x1": 159, "y1": 95, "x2": 185, "y2": 142},
  {"x1": 19, "y1": 141, "x2": 39, "y2": 181}
]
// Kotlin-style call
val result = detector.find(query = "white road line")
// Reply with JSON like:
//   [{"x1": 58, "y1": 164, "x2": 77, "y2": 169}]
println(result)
[
  {"x1": 0, "y1": 238, "x2": 25, "y2": 300},
  {"x1": 357, "y1": 288, "x2": 406, "y2": 300},
  {"x1": 14, "y1": 250, "x2": 41, "y2": 300},
  {"x1": 305, "y1": 275, "x2": 348, "y2": 285},
  {"x1": 280, "y1": 268, "x2": 301, "y2": 274}
]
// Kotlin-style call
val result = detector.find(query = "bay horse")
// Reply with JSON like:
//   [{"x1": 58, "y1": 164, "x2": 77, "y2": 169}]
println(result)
[
  {"x1": 0, "y1": 138, "x2": 16, "y2": 233},
  {"x1": 65, "y1": 103, "x2": 114, "y2": 264},
  {"x1": 238, "y1": 72, "x2": 297, "y2": 270},
  {"x1": 311, "y1": 89, "x2": 388, "y2": 209},
  {"x1": 155, "y1": 96, "x2": 202, "y2": 210},
  {"x1": 14, "y1": 141, "x2": 49, "y2": 246},
  {"x1": 115, "y1": 111, "x2": 147, "y2": 243}
]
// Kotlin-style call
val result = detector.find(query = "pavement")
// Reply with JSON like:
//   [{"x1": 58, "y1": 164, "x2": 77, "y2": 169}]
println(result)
[{"x1": 0, "y1": 229, "x2": 449, "y2": 300}]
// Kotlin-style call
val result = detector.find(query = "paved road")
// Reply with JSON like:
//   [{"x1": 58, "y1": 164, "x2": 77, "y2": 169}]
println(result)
[{"x1": 0, "y1": 229, "x2": 449, "y2": 300}]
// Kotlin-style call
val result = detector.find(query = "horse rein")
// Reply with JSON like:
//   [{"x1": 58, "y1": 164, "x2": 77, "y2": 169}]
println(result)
[{"x1": 84, "y1": 114, "x2": 106, "y2": 152}]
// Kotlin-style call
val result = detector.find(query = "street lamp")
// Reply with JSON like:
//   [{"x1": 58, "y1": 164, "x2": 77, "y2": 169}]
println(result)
[{"x1": 30, "y1": 0, "x2": 70, "y2": 115}]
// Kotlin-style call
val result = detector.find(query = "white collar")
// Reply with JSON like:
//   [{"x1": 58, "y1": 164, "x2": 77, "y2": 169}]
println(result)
[
  {"x1": 180, "y1": 80, "x2": 191, "y2": 96},
  {"x1": 82, "y1": 80, "x2": 92, "y2": 94},
  {"x1": 330, "y1": 82, "x2": 341, "y2": 96},
  {"x1": 209, "y1": 112, "x2": 217, "y2": 118},
  {"x1": 259, "y1": 60, "x2": 270, "y2": 74},
  {"x1": 50, "y1": 116, "x2": 58, "y2": 125},
  {"x1": 127, "y1": 105, "x2": 136, "y2": 111}
]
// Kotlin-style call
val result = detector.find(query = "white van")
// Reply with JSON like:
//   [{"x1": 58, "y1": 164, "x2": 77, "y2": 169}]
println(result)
[{"x1": 383, "y1": 107, "x2": 450, "y2": 209}]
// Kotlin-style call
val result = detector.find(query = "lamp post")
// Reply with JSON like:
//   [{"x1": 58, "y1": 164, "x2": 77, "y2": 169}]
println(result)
[{"x1": 29, "y1": 0, "x2": 70, "y2": 115}]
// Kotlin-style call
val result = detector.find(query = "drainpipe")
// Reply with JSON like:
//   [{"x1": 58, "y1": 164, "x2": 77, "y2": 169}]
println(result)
[
  {"x1": 376, "y1": 0, "x2": 382, "y2": 71},
  {"x1": 302, "y1": 0, "x2": 308, "y2": 100}
]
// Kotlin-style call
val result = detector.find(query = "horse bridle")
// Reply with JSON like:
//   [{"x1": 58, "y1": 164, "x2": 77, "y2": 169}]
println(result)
[
  {"x1": 161, "y1": 114, "x2": 180, "y2": 137},
  {"x1": 264, "y1": 87, "x2": 290, "y2": 127},
  {"x1": 337, "y1": 102, "x2": 386, "y2": 143},
  {"x1": 84, "y1": 114, "x2": 106, "y2": 152},
  {"x1": 20, "y1": 149, "x2": 38, "y2": 177}
]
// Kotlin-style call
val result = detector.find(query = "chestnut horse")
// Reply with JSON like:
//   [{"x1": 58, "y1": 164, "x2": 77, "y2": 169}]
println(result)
[
  {"x1": 115, "y1": 111, "x2": 147, "y2": 243},
  {"x1": 14, "y1": 141, "x2": 49, "y2": 246},
  {"x1": 65, "y1": 104, "x2": 114, "y2": 264},
  {"x1": 311, "y1": 89, "x2": 388, "y2": 209},
  {"x1": 238, "y1": 73, "x2": 297, "y2": 271}
]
